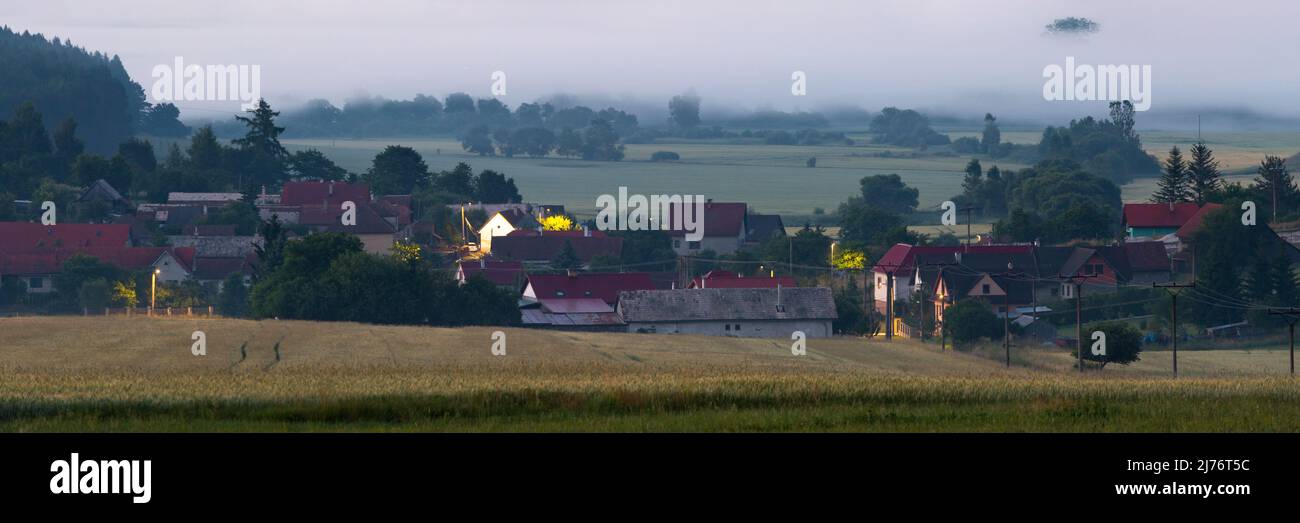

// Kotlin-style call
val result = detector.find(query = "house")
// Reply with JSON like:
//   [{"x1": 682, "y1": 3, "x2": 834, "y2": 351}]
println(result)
[
  {"x1": 617, "y1": 287, "x2": 836, "y2": 338},
  {"x1": 297, "y1": 201, "x2": 397, "y2": 254},
  {"x1": 167, "y1": 192, "x2": 243, "y2": 205},
  {"x1": 872, "y1": 243, "x2": 1033, "y2": 313},
  {"x1": 521, "y1": 272, "x2": 655, "y2": 306},
  {"x1": 520, "y1": 298, "x2": 625, "y2": 331},
  {"x1": 280, "y1": 181, "x2": 371, "y2": 207},
  {"x1": 0, "y1": 222, "x2": 134, "y2": 251},
  {"x1": 667, "y1": 201, "x2": 748, "y2": 256},
  {"x1": 1119, "y1": 241, "x2": 1172, "y2": 285},
  {"x1": 191, "y1": 255, "x2": 255, "y2": 290},
  {"x1": 490, "y1": 229, "x2": 623, "y2": 267},
  {"x1": 456, "y1": 259, "x2": 524, "y2": 290},
  {"x1": 0, "y1": 246, "x2": 195, "y2": 294},
  {"x1": 477, "y1": 209, "x2": 538, "y2": 253},
  {"x1": 744, "y1": 214, "x2": 787, "y2": 246},
  {"x1": 688, "y1": 270, "x2": 796, "y2": 289},
  {"x1": 1122, "y1": 203, "x2": 1203, "y2": 239},
  {"x1": 75, "y1": 179, "x2": 131, "y2": 215}
]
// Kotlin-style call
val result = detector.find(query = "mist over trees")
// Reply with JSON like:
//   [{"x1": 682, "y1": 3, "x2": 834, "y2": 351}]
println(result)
[{"x1": 0, "y1": 26, "x2": 186, "y2": 153}]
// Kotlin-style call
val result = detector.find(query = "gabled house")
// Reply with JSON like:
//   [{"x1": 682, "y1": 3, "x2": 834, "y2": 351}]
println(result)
[
  {"x1": 456, "y1": 259, "x2": 524, "y2": 290},
  {"x1": 0, "y1": 222, "x2": 133, "y2": 251},
  {"x1": 477, "y1": 209, "x2": 538, "y2": 254},
  {"x1": 1122, "y1": 203, "x2": 1203, "y2": 239},
  {"x1": 688, "y1": 270, "x2": 796, "y2": 289},
  {"x1": 490, "y1": 229, "x2": 622, "y2": 267},
  {"x1": 872, "y1": 243, "x2": 1034, "y2": 313},
  {"x1": 297, "y1": 201, "x2": 397, "y2": 254},
  {"x1": 521, "y1": 272, "x2": 655, "y2": 306},
  {"x1": 0, "y1": 246, "x2": 195, "y2": 294},
  {"x1": 617, "y1": 287, "x2": 836, "y2": 338},
  {"x1": 744, "y1": 214, "x2": 787, "y2": 246},
  {"x1": 666, "y1": 201, "x2": 748, "y2": 255},
  {"x1": 520, "y1": 298, "x2": 625, "y2": 331}
]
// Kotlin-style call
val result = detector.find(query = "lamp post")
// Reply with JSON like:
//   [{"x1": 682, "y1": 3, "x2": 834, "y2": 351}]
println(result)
[{"x1": 150, "y1": 268, "x2": 160, "y2": 311}]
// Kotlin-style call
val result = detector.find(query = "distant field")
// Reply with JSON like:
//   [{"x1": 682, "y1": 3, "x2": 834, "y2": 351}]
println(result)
[
  {"x1": 3, "y1": 316, "x2": 1299, "y2": 432},
  {"x1": 284, "y1": 138, "x2": 1022, "y2": 216},
  {"x1": 284, "y1": 130, "x2": 1298, "y2": 217}
]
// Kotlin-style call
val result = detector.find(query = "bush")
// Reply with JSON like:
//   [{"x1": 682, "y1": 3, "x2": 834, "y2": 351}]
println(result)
[
  {"x1": 1075, "y1": 321, "x2": 1142, "y2": 367},
  {"x1": 649, "y1": 151, "x2": 680, "y2": 162},
  {"x1": 945, "y1": 298, "x2": 1000, "y2": 346}
]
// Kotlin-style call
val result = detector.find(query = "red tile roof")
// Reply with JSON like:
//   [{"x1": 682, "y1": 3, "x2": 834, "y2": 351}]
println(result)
[
  {"x1": 458, "y1": 259, "x2": 524, "y2": 286},
  {"x1": 1174, "y1": 203, "x2": 1225, "y2": 239},
  {"x1": 1123, "y1": 203, "x2": 1202, "y2": 229},
  {"x1": 666, "y1": 202, "x2": 746, "y2": 237},
  {"x1": 281, "y1": 181, "x2": 371, "y2": 206},
  {"x1": 688, "y1": 270, "x2": 796, "y2": 289},
  {"x1": 0, "y1": 246, "x2": 195, "y2": 275},
  {"x1": 491, "y1": 234, "x2": 622, "y2": 263},
  {"x1": 1123, "y1": 241, "x2": 1171, "y2": 272},
  {"x1": 0, "y1": 222, "x2": 132, "y2": 252},
  {"x1": 298, "y1": 202, "x2": 397, "y2": 234},
  {"x1": 870, "y1": 243, "x2": 1033, "y2": 274},
  {"x1": 524, "y1": 272, "x2": 655, "y2": 305}
]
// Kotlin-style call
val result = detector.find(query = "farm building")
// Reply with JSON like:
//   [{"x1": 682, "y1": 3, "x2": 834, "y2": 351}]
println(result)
[{"x1": 617, "y1": 287, "x2": 836, "y2": 338}]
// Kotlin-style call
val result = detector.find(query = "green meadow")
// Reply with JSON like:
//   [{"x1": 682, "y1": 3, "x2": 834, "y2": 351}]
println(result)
[{"x1": 283, "y1": 129, "x2": 1298, "y2": 218}]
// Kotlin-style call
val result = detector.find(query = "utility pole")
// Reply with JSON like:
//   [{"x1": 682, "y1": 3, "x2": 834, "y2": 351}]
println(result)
[
  {"x1": 1001, "y1": 262, "x2": 1015, "y2": 368},
  {"x1": 1154, "y1": 282, "x2": 1196, "y2": 377},
  {"x1": 885, "y1": 270, "x2": 895, "y2": 340},
  {"x1": 1075, "y1": 281, "x2": 1082, "y2": 372},
  {"x1": 1268, "y1": 308, "x2": 1300, "y2": 376},
  {"x1": 915, "y1": 261, "x2": 958, "y2": 344},
  {"x1": 959, "y1": 205, "x2": 975, "y2": 252}
]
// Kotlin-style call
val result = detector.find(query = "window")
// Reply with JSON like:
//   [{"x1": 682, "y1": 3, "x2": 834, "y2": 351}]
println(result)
[
  {"x1": 673, "y1": 240, "x2": 681, "y2": 248},
  {"x1": 688, "y1": 241, "x2": 701, "y2": 250},
  {"x1": 725, "y1": 324, "x2": 731, "y2": 331},
  {"x1": 29, "y1": 277, "x2": 43, "y2": 289},
  {"x1": 734, "y1": 324, "x2": 741, "y2": 330},
  {"x1": 981, "y1": 283, "x2": 990, "y2": 294}
]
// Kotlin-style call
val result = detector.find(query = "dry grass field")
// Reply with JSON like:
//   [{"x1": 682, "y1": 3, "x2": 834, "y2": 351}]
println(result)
[{"x1": 2, "y1": 316, "x2": 1299, "y2": 432}]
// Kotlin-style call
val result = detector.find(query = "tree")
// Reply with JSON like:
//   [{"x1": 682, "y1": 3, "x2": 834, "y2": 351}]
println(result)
[
  {"x1": 216, "y1": 273, "x2": 249, "y2": 317},
  {"x1": 837, "y1": 197, "x2": 904, "y2": 247},
  {"x1": 868, "y1": 107, "x2": 950, "y2": 147},
  {"x1": 290, "y1": 149, "x2": 348, "y2": 181},
  {"x1": 1272, "y1": 247, "x2": 1299, "y2": 309},
  {"x1": 505, "y1": 127, "x2": 556, "y2": 158},
  {"x1": 460, "y1": 125, "x2": 495, "y2": 156},
  {"x1": 1108, "y1": 101, "x2": 1137, "y2": 144},
  {"x1": 980, "y1": 113, "x2": 1001, "y2": 154},
  {"x1": 232, "y1": 99, "x2": 289, "y2": 192},
  {"x1": 833, "y1": 277, "x2": 873, "y2": 335},
  {"x1": 249, "y1": 233, "x2": 364, "y2": 319},
  {"x1": 453, "y1": 277, "x2": 521, "y2": 326},
  {"x1": 944, "y1": 299, "x2": 1000, "y2": 345},
  {"x1": 196, "y1": 201, "x2": 260, "y2": 235},
  {"x1": 1187, "y1": 141, "x2": 1223, "y2": 205},
  {"x1": 540, "y1": 215, "x2": 575, "y2": 231},
  {"x1": 858, "y1": 174, "x2": 919, "y2": 214},
  {"x1": 365, "y1": 145, "x2": 430, "y2": 195},
  {"x1": 253, "y1": 214, "x2": 289, "y2": 278},
  {"x1": 53, "y1": 118, "x2": 84, "y2": 163},
  {"x1": 77, "y1": 277, "x2": 112, "y2": 312},
  {"x1": 1076, "y1": 321, "x2": 1142, "y2": 367},
  {"x1": 555, "y1": 128, "x2": 584, "y2": 158},
  {"x1": 54, "y1": 255, "x2": 122, "y2": 311},
  {"x1": 118, "y1": 138, "x2": 157, "y2": 173},
  {"x1": 992, "y1": 208, "x2": 1045, "y2": 242},
  {"x1": 474, "y1": 169, "x2": 521, "y2": 203},
  {"x1": 1151, "y1": 146, "x2": 1191, "y2": 203},
  {"x1": 1253, "y1": 155, "x2": 1294, "y2": 221},
  {"x1": 581, "y1": 119, "x2": 625, "y2": 161},
  {"x1": 432, "y1": 162, "x2": 475, "y2": 198},
  {"x1": 668, "y1": 93, "x2": 701, "y2": 128},
  {"x1": 551, "y1": 240, "x2": 583, "y2": 270},
  {"x1": 962, "y1": 159, "x2": 983, "y2": 196}
]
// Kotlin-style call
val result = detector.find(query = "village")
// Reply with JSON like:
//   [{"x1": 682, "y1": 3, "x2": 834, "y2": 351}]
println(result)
[{"x1": 3, "y1": 175, "x2": 1288, "y2": 351}]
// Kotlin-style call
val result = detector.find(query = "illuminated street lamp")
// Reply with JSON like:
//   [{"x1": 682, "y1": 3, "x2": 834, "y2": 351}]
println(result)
[{"x1": 150, "y1": 268, "x2": 161, "y2": 311}]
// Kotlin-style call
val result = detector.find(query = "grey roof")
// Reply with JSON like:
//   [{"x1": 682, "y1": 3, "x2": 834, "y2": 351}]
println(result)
[
  {"x1": 746, "y1": 214, "x2": 786, "y2": 242},
  {"x1": 166, "y1": 235, "x2": 262, "y2": 257},
  {"x1": 77, "y1": 179, "x2": 127, "y2": 204},
  {"x1": 618, "y1": 287, "x2": 836, "y2": 322}
]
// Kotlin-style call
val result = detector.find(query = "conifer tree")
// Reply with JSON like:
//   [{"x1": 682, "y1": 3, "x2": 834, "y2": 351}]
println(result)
[
  {"x1": 1151, "y1": 146, "x2": 1191, "y2": 203},
  {"x1": 1187, "y1": 141, "x2": 1223, "y2": 205}
]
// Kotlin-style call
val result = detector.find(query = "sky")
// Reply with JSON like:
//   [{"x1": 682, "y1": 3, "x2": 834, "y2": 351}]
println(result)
[{"x1": 4, "y1": 0, "x2": 1298, "y2": 124}]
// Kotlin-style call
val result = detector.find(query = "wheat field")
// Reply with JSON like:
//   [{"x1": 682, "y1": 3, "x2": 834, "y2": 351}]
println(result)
[{"x1": 1, "y1": 316, "x2": 1298, "y2": 432}]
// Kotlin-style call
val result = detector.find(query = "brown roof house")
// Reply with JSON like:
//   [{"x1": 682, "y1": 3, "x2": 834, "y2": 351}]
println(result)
[{"x1": 617, "y1": 287, "x2": 836, "y2": 338}]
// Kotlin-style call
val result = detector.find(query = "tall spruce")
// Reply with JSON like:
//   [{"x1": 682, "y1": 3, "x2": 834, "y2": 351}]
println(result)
[
  {"x1": 1253, "y1": 155, "x2": 1294, "y2": 222},
  {"x1": 1187, "y1": 141, "x2": 1223, "y2": 204},
  {"x1": 1272, "y1": 247, "x2": 1299, "y2": 308},
  {"x1": 1151, "y1": 146, "x2": 1191, "y2": 203}
]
